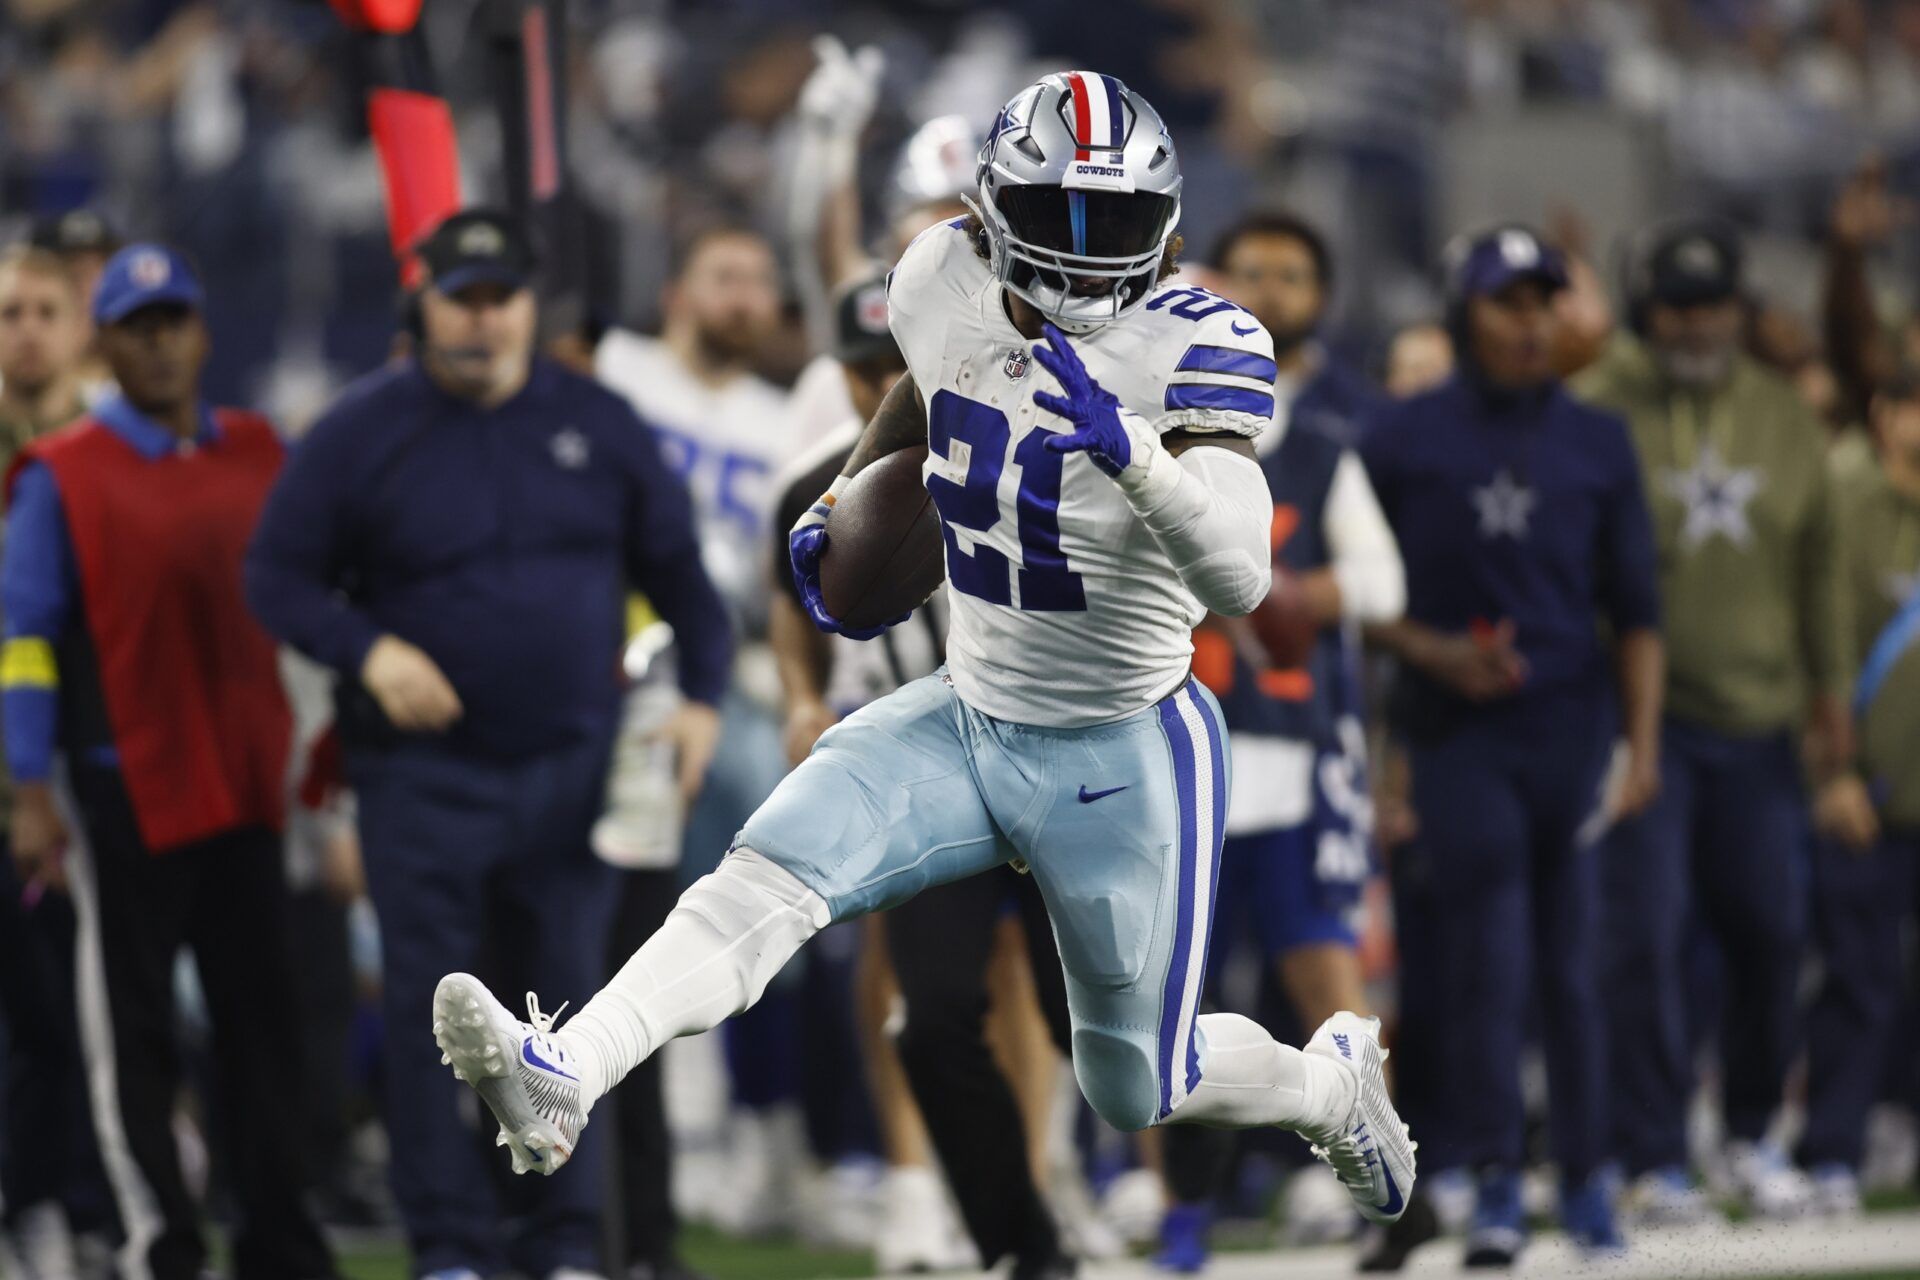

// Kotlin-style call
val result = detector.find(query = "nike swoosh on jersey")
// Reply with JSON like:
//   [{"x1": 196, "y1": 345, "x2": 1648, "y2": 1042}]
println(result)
[
  {"x1": 1230, "y1": 320, "x2": 1259, "y2": 336},
  {"x1": 1078, "y1": 784, "x2": 1130, "y2": 803},
  {"x1": 521, "y1": 1039, "x2": 579, "y2": 1082}
]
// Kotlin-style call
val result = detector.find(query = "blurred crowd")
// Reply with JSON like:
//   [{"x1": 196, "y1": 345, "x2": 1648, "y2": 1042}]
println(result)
[
  {"x1": 7, "y1": 1, "x2": 1920, "y2": 412},
  {"x1": 5, "y1": 2, "x2": 1920, "y2": 1280}
]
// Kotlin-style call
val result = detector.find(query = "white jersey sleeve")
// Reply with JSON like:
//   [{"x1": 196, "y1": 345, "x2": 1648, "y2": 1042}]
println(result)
[
  {"x1": 1095, "y1": 284, "x2": 1277, "y2": 441},
  {"x1": 886, "y1": 218, "x2": 977, "y2": 394},
  {"x1": 1325, "y1": 451, "x2": 1406, "y2": 624}
]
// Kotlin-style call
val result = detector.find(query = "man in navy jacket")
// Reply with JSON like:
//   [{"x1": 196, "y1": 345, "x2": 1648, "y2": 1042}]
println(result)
[
  {"x1": 247, "y1": 210, "x2": 731, "y2": 1280},
  {"x1": 1361, "y1": 227, "x2": 1664, "y2": 1267}
]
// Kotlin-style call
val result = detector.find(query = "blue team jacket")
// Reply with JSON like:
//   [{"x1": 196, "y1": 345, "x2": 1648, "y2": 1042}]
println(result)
[
  {"x1": 246, "y1": 357, "x2": 732, "y2": 759},
  {"x1": 1360, "y1": 373, "x2": 1659, "y2": 737}
]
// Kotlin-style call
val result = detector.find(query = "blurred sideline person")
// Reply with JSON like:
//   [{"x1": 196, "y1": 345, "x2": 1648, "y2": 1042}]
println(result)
[
  {"x1": 1383, "y1": 323, "x2": 1454, "y2": 401},
  {"x1": 28, "y1": 210, "x2": 122, "y2": 399},
  {"x1": 1364, "y1": 227, "x2": 1664, "y2": 1267},
  {"x1": 248, "y1": 210, "x2": 731, "y2": 1280},
  {"x1": 3, "y1": 245, "x2": 336, "y2": 1280},
  {"x1": 0, "y1": 247, "x2": 89, "y2": 446},
  {"x1": 1576, "y1": 220, "x2": 1848, "y2": 1223},
  {"x1": 596, "y1": 226, "x2": 819, "y2": 1232},
  {"x1": 1212, "y1": 211, "x2": 1381, "y2": 450},
  {"x1": 0, "y1": 243, "x2": 113, "y2": 1279},
  {"x1": 785, "y1": 35, "x2": 976, "y2": 458},
  {"x1": 1359, "y1": 320, "x2": 1460, "y2": 1272},
  {"x1": 1155, "y1": 211, "x2": 1407, "y2": 1270},
  {"x1": 768, "y1": 271, "x2": 976, "y2": 1274},
  {"x1": 1207, "y1": 212, "x2": 1396, "y2": 1035},
  {"x1": 593, "y1": 616, "x2": 707, "y2": 1280},
  {"x1": 1799, "y1": 368, "x2": 1920, "y2": 1216}
]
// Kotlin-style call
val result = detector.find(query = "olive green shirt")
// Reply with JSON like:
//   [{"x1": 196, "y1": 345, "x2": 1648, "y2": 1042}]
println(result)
[
  {"x1": 1833, "y1": 459, "x2": 1920, "y2": 828},
  {"x1": 1574, "y1": 337, "x2": 1847, "y2": 736}
]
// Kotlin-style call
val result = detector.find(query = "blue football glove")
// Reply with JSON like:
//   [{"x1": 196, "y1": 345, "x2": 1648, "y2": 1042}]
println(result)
[
  {"x1": 788, "y1": 488, "x2": 906, "y2": 641},
  {"x1": 1030, "y1": 322, "x2": 1135, "y2": 477}
]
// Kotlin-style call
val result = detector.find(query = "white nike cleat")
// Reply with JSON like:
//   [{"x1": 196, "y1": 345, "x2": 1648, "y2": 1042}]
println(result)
[
  {"x1": 433, "y1": 972, "x2": 588, "y2": 1176},
  {"x1": 1302, "y1": 1011, "x2": 1417, "y2": 1225}
]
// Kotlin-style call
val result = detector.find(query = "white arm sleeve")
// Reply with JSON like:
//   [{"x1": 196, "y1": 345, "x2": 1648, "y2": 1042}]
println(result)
[
  {"x1": 1113, "y1": 421, "x2": 1274, "y2": 617},
  {"x1": 1326, "y1": 452, "x2": 1406, "y2": 624}
]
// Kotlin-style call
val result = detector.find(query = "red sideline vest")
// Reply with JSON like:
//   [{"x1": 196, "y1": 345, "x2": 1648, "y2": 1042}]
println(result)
[{"x1": 9, "y1": 410, "x2": 291, "y2": 853}]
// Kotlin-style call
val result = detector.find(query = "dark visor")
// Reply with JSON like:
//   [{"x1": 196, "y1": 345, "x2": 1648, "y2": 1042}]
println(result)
[{"x1": 996, "y1": 187, "x2": 1176, "y2": 260}]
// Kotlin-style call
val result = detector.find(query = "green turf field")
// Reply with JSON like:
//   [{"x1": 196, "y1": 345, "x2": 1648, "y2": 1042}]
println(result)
[
  {"x1": 334, "y1": 1226, "x2": 873, "y2": 1280},
  {"x1": 325, "y1": 1191, "x2": 1920, "y2": 1279},
  {"x1": 329, "y1": 1223, "x2": 1920, "y2": 1280}
]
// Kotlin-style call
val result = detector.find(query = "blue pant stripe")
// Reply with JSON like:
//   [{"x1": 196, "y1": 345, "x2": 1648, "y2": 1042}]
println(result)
[
  {"x1": 1184, "y1": 686, "x2": 1228, "y2": 1099},
  {"x1": 1156, "y1": 684, "x2": 1201, "y2": 1120}
]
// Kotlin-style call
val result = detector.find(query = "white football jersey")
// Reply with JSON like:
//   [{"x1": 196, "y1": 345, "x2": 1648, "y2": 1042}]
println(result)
[
  {"x1": 596, "y1": 330, "x2": 793, "y2": 632},
  {"x1": 888, "y1": 220, "x2": 1274, "y2": 727}
]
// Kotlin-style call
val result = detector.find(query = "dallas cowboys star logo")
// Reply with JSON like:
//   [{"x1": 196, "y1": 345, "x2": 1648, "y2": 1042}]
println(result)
[
  {"x1": 550, "y1": 426, "x2": 591, "y2": 470},
  {"x1": 1472, "y1": 469, "x2": 1535, "y2": 539},
  {"x1": 1665, "y1": 445, "x2": 1761, "y2": 549}
]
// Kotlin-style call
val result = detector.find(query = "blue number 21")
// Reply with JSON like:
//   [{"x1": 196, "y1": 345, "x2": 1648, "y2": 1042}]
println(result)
[{"x1": 925, "y1": 389, "x2": 1086, "y2": 612}]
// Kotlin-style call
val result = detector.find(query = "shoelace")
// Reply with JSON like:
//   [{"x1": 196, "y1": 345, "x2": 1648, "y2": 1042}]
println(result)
[
  {"x1": 1311, "y1": 1127, "x2": 1380, "y2": 1196},
  {"x1": 525, "y1": 992, "x2": 569, "y2": 1035}
]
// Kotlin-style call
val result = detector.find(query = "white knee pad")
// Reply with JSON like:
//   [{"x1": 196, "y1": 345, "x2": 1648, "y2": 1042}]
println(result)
[
  {"x1": 562, "y1": 847, "x2": 829, "y2": 1104},
  {"x1": 1071, "y1": 1026, "x2": 1162, "y2": 1132}
]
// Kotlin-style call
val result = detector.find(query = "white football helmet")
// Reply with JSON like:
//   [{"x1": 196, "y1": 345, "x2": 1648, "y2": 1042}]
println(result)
[{"x1": 970, "y1": 70, "x2": 1183, "y2": 333}]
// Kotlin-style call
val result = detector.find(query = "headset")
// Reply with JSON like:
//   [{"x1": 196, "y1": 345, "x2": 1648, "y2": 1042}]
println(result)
[{"x1": 400, "y1": 286, "x2": 425, "y2": 345}]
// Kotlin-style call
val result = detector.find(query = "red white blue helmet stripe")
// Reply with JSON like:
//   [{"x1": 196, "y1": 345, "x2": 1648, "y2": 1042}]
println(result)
[{"x1": 1066, "y1": 70, "x2": 1126, "y2": 161}]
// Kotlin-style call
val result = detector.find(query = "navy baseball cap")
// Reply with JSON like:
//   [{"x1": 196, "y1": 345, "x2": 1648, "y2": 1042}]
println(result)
[
  {"x1": 91, "y1": 244, "x2": 204, "y2": 326},
  {"x1": 416, "y1": 209, "x2": 535, "y2": 295},
  {"x1": 1449, "y1": 226, "x2": 1570, "y2": 301}
]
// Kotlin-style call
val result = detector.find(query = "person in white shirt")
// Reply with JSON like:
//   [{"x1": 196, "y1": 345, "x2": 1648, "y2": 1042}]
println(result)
[{"x1": 594, "y1": 227, "x2": 806, "y2": 1248}]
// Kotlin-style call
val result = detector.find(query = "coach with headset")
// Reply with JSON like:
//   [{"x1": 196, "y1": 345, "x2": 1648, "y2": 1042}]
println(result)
[
  {"x1": 1576, "y1": 219, "x2": 1849, "y2": 1223},
  {"x1": 247, "y1": 209, "x2": 732, "y2": 1280}
]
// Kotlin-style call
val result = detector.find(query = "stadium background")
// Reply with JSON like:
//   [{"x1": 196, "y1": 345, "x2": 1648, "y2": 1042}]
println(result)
[
  {"x1": 12, "y1": 0, "x2": 1918, "y2": 432},
  {"x1": 6, "y1": 1, "x2": 1920, "y2": 1278}
]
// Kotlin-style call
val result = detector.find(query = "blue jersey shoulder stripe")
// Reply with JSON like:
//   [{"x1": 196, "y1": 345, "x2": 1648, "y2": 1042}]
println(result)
[
  {"x1": 1176, "y1": 344, "x2": 1278, "y2": 383},
  {"x1": 1164, "y1": 383, "x2": 1276, "y2": 418}
]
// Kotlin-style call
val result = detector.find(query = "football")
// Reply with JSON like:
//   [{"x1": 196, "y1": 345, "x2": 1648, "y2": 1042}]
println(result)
[
  {"x1": 1247, "y1": 566, "x2": 1318, "y2": 669},
  {"x1": 819, "y1": 445, "x2": 945, "y2": 631}
]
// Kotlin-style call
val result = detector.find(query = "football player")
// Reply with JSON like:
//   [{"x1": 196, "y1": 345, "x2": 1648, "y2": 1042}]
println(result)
[{"x1": 433, "y1": 72, "x2": 1416, "y2": 1237}]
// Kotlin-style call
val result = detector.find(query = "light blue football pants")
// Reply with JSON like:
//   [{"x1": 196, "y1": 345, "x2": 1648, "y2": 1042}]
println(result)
[{"x1": 737, "y1": 668, "x2": 1228, "y2": 1130}]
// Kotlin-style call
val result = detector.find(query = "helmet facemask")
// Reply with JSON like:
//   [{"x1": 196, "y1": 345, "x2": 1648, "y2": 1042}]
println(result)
[{"x1": 971, "y1": 185, "x2": 1179, "y2": 334}]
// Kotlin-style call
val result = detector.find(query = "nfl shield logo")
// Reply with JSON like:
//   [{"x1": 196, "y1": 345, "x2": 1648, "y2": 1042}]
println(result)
[{"x1": 1004, "y1": 349, "x2": 1030, "y2": 380}]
